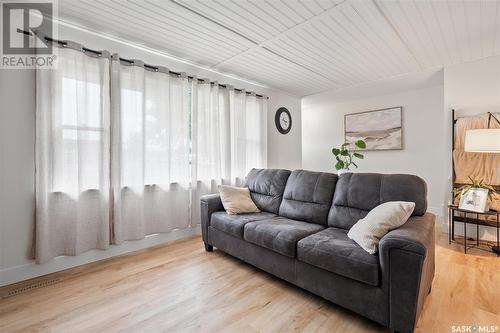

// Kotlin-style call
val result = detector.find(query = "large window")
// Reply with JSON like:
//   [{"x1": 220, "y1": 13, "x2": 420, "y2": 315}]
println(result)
[
  {"x1": 35, "y1": 47, "x2": 111, "y2": 263},
  {"x1": 35, "y1": 42, "x2": 268, "y2": 262},
  {"x1": 54, "y1": 78, "x2": 105, "y2": 193}
]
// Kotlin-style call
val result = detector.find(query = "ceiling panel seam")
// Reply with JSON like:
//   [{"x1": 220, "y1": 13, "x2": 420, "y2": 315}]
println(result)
[
  {"x1": 309, "y1": 17, "x2": 387, "y2": 79},
  {"x1": 170, "y1": 0, "x2": 339, "y2": 84},
  {"x1": 339, "y1": 5, "x2": 405, "y2": 75},
  {"x1": 170, "y1": 0, "x2": 260, "y2": 45},
  {"x1": 144, "y1": 0, "x2": 255, "y2": 46},
  {"x1": 210, "y1": 0, "x2": 350, "y2": 68},
  {"x1": 127, "y1": 0, "x2": 252, "y2": 50},
  {"x1": 61, "y1": 2, "x2": 233, "y2": 61},
  {"x1": 372, "y1": 0, "x2": 424, "y2": 70},
  {"x1": 444, "y1": 0, "x2": 464, "y2": 62},
  {"x1": 416, "y1": 1, "x2": 447, "y2": 64},
  {"x1": 273, "y1": 30, "x2": 366, "y2": 84},
  {"x1": 394, "y1": 0, "x2": 435, "y2": 67},
  {"x1": 428, "y1": 1, "x2": 453, "y2": 63}
]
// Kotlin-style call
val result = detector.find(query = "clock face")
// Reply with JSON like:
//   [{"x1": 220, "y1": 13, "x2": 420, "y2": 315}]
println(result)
[
  {"x1": 280, "y1": 112, "x2": 290, "y2": 129},
  {"x1": 275, "y1": 107, "x2": 292, "y2": 134}
]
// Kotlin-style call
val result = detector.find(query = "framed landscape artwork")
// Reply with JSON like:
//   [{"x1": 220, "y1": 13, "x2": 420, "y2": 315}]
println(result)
[{"x1": 344, "y1": 107, "x2": 403, "y2": 151}]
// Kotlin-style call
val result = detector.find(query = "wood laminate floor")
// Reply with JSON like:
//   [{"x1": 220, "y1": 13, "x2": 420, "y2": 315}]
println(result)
[{"x1": 0, "y1": 232, "x2": 499, "y2": 333}]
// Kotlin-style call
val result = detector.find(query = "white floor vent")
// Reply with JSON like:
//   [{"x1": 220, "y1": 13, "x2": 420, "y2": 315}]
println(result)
[{"x1": 2, "y1": 278, "x2": 61, "y2": 298}]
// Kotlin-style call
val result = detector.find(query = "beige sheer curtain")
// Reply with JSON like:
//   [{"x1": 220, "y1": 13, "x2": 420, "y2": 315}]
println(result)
[
  {"x1": 110, "y1": 57, "x2": 191, "y2": 243},
  {"x1": 35, "y1": 39, "x2": 269, "y2": 261},
  {"x1": 190, "y1": 80, "x2": 230, "y2": 224},
  {"x1": 454, "y1": 112, "x2": 500, "y2": 210},
  {"x1": 190, "y1": 84, "x2": 268, "y2": 224},
  {"x1": 35, "y1": 42, "x2": 111, "y2": 263},
  {"x1": 230, "y1": 90, "x2": 268, "y2": 186}
]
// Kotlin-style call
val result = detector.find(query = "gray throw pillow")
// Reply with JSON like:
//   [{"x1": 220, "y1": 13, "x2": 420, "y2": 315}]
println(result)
[{"x1": 347, "y1": 201, "x2": 415, "y2": 254}]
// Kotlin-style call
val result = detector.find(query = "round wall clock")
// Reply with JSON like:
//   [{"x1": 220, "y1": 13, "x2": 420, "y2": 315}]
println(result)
[{"x1": 275, "y1": 107, "x2": 292, "y2": 134}]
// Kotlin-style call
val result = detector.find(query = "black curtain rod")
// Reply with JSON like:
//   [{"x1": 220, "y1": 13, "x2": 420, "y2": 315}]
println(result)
[{"x1": 22, "y1": 30, "x2": 268, "y2": 99}]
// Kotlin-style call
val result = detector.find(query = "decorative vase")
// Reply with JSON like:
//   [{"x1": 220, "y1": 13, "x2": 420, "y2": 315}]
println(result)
[{"x1": 337, "y1": 169, "x2": 351, "y2": 176}]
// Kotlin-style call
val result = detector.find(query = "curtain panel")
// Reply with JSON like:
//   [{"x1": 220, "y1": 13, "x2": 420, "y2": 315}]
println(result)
[
  {"x1": 35, "y1": 43, "x2": 111, "y2": 263},
  {"x1": 230, "y1": 90, "x2": 268, "y2": 185},
  {"x1": 110, "y1": 57, "x2": 191, "y2": 243},
  {"x1": 191, "y1": 80, "x2": 229, "y2": 224},
  {"x1": 190, "y1": 83, "x2": 268, "y2": 224},
  {"x1": 35, "y1": 41, "x2": 269, "y2": 262}
]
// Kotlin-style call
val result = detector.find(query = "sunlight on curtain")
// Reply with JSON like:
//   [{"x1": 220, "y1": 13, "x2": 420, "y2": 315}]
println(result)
[
  {"x1": 191, "y1": 81, "x2": 230, "y2": 224},
  {"x1": 111, "y1": 59, "x2": 191, "y2": 243},
  {"x1": 35, "y1": 46, "x2": 111, "y2": 263},
  {"x1": 35, "y1": 40, "x2": 269, "y2": 261},
  {"x1": 230, "y1": 90, "x2": 268, "y2": 186},
  {"x1": 245, "y1": 93, "x2": 268, "y2": 172},
  {"x1": 190, "y1": 85, "x2": 268, "y2": 224}
]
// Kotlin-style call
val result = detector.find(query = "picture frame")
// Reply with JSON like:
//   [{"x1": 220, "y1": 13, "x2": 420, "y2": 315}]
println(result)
[
  {"x1": 458, "y1": 188, "x2": 489, "y2": 213},
  {"x1": 344, "y1": 106, "x2": 403, "y2": 151}
]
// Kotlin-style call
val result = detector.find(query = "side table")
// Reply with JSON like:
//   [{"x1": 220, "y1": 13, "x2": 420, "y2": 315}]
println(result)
[{"x1": 448, "y1": 205, "x2": 499, "y2": 256}]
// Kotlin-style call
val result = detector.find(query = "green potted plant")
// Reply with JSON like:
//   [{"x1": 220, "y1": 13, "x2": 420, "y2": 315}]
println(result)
[
  {"x1": 453, "y1": 177, "x2": 497, "y2": 212},
  {"x1": 332, "y1": 140, "x2": 366, "y2": 175}
]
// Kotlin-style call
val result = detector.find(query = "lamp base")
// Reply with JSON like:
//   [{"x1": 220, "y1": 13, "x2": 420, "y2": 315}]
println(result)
[{"x1": 493, "y1": 246, "x2": 500, "y2": 255}]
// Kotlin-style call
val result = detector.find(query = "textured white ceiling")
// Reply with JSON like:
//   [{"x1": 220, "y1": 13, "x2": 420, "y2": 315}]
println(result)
[{"x1": 57, "y1": 0, "x2": 500, "y2": 97}]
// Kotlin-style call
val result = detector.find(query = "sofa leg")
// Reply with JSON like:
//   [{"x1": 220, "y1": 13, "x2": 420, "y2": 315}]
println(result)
[{"x1": 204, "y1": 243, "x2": 213, "y2": 252}]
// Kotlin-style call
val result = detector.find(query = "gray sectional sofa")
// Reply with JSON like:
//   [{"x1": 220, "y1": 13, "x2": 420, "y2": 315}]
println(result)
[{"x1": 200, "y1": 169, "x2": 435, "y2": 333}]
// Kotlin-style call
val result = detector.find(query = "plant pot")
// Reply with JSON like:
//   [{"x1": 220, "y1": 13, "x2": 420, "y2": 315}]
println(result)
[{"x1": 337, "y1": 169, "x2": 351, "y2": 176}]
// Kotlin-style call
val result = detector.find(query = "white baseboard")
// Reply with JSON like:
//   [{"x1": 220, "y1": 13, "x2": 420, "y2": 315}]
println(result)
[
  {"x1": 437, "y1": 208, "x2": 497, "y2": 241},
  {"x1": 0, "y1": 226, "x2": 201, "y2": 287},
  {"x1": 426, "y1": 205, "x2": 448, "y2": 235}
]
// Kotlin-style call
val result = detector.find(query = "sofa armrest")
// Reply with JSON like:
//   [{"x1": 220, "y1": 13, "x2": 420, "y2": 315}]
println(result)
[
  {"x1": 200, "y1": 194, "x2": 224, "y2": 244},
  {"x1": 380, "y1": 213, "x2": 435, "y2": 256},
  {"x1": 379, "y1": 213, "x2": 436, "y2": 333}
]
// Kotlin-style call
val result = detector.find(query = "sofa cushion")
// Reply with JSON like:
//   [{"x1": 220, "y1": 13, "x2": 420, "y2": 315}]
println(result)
[
  {"x1": 244, "y1": 217, "x2": 324, "y2": 257},
  {"x1": 297, "y1": 227, "x2": 380, "y2": 286},
  {"x1": 328, "y1": 173, "x2": 427, "y2": 229},
  {"x1": 246, "y1": 168, "x2": 292, "y2": 214},
  {"x1": 279, "y1": 170, "x2": 338, "y2": 226},
  {"x1": 211, "y1": 211, "x2": 277, "y2": 239}
]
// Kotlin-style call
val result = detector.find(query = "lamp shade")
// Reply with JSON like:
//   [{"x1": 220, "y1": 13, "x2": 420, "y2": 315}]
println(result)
[{"x1": 464, "y1": 129, "x2": 500, "y2": 153}]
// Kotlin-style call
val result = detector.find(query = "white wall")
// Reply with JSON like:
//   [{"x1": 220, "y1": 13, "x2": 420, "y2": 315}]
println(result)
[
  {"x1": 0, "y1": 69, "x2": 36, "y2": 271},
  {"x1": 302, "y1": 70, "x2": 447, "y2": 222},
  {"x1": 0, "y1": 21, "x2": 301, "y2": 286},
  {"x1": 302, "y1": 56, "x2": 500, "y2": 241},
  {"x1": 445, "y1": 55, "x2": 500, "y2": 117},
  {"x1": 268, "y1": 93, "x2": 302, "y2": 170}
]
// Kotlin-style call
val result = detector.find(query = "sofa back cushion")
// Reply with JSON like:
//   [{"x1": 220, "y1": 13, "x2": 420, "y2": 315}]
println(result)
[
  {"x1": 279, "y1": 170, "x2": 338, "y2": 226},
  {"x1": 327, "y1": 173, "x2": 427, "y2": 229},
  {"x1": 246, "y1": 168, "x2": 292, "y2": 214}
]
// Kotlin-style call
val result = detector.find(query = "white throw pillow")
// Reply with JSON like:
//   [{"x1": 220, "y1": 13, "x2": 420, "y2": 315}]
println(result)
[
  {"x1": 347, "y1": 201, "x2": 416, "y2": 254},
  {"x1": 218, "y1": 185, "x2": 260, "y2": 215}
]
